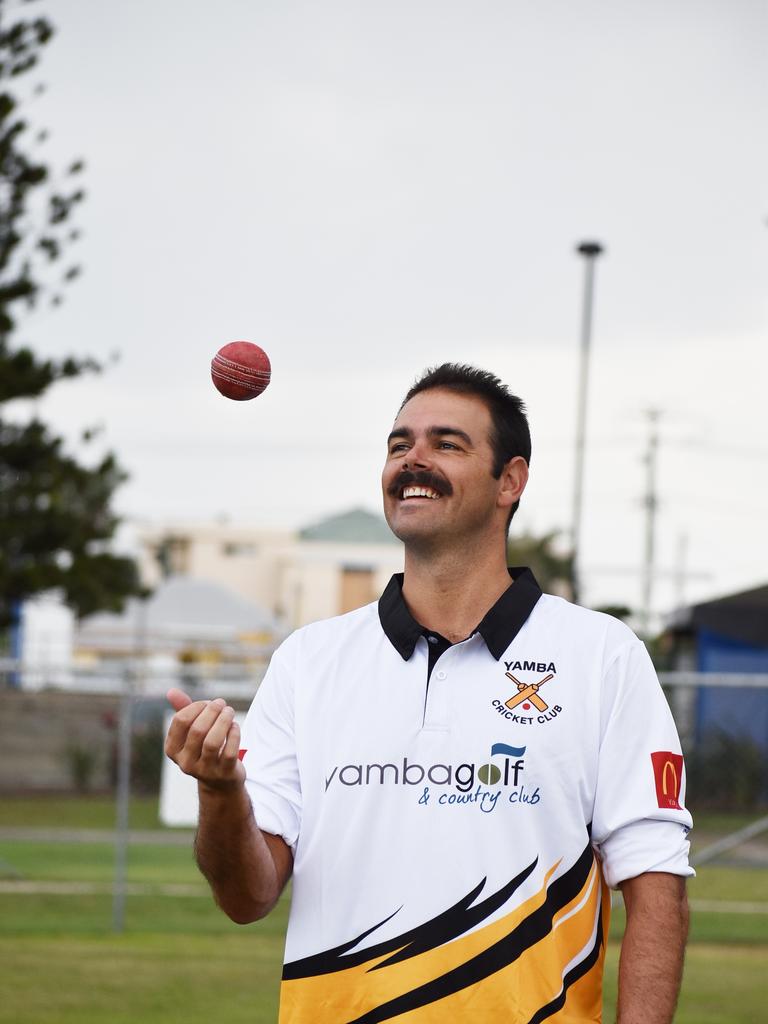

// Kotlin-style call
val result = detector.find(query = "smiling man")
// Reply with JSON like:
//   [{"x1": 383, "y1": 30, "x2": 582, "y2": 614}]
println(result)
[{"x1": 166, "y1": 363, "x2": 693, "y2": 1024}]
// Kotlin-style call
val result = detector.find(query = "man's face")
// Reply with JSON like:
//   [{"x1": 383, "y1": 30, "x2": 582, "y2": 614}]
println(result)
[{"x1": 382, "y1": 388, "x2": 517, "y2": 550}]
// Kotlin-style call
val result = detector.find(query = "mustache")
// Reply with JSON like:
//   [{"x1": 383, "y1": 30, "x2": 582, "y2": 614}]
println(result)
[{"x1": 387, "y1": 469, "x2": 453, "y2": 498}]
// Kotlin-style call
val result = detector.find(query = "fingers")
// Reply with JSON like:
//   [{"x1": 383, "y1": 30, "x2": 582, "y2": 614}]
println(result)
[
  {"x1": 164, "y1": 697, "x2": 211, "y2": 759},
  {"x1": 165, "y1": 697, "x2": 244, "y2": 789},
  {"x1": 221, "y1": 718, "x2": 242, "y2": 762},
  {"x1": 168, "y1": 698, "x2": 224, "y2": 763},
  {"x1": 199, "y1": 702, "x2": 235, "y2": 761},
  {"x1": 216, "y1": 720, "x2": 245, "y2": 788},
  {"x1": 167, "y1": 688, "x2": 193, "y2": 711}
]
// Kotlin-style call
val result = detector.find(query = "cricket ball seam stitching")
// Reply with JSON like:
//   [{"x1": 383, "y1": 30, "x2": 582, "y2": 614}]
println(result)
[{"x1": 212, "y1": 359, "x2": 270, "y2": 379}]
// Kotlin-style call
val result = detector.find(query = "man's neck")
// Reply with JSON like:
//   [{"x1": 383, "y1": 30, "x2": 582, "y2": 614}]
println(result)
[{"x1": 401, "y1": 543, "x2": 512, "y2": 644}]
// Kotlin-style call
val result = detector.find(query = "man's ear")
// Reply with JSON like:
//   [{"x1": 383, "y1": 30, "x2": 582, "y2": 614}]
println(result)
[{"x1": 497, "y1": 456, "x2": 529, "y2": 511}]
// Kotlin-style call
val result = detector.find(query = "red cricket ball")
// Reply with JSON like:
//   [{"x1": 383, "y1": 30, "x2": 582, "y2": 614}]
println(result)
[{"x1": 210, "y1": 341, "x2": 271, "y2": 401}]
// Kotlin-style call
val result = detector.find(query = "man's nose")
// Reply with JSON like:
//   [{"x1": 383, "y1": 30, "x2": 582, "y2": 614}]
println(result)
[{"x1": 404, "y1": 438, "x2": 433, "y2": 469}]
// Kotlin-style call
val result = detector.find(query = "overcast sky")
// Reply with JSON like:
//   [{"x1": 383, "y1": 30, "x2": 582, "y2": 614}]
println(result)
[{"x1": 12, "y1": 0, "x2": 768, "y2": 617}]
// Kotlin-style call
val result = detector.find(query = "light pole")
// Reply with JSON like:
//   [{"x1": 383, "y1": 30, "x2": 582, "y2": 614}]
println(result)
[
  {"x1": 570, "y1": 240, "x2": 604, "y2": 605},
  {"x1": 640, "y1": 408, "x2": 661, "y2": 637}
]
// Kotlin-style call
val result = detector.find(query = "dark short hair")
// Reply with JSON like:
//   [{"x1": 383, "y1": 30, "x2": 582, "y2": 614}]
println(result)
[{"x1": 400, "y1": 363, "x2": 531, "y2": 523}]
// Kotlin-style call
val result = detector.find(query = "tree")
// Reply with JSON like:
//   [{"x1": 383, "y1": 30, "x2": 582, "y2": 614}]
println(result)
[
  {"x1": 507, "y1": 530, "x2": 573, "y2": 598},
  {"x1": 507, "y1": 532, "x2": 638, "y2": 620},
  {"x1": 0, "y1": 3, "x2": 141, "y2": 636}
]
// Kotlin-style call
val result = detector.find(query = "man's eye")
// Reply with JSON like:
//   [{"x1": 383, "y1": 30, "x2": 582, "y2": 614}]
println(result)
[
  {"x1": 389, "y1": 443, "x2": 409, "y2": 454},
  {"x1": 438, "y1": 441, "x2": 458, "y2": 450}
]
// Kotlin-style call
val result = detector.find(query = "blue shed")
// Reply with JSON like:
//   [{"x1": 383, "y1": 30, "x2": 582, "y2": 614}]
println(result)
[{"x1": 669, "y1": 584, "x2": 768, "y2": 752}]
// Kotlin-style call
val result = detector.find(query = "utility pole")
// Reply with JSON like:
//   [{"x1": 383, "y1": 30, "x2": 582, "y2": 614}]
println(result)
[
  {"x1": 674, "y1": 532, "x2": 689, "y2": 611},
  {"x1": 640, "y1": 409, "x2": 661, "y2": 636},
  {"x1": 571, "y1": 240, "x2": 604, "y2": 605},
  {"x1": 112, "y1": 597, "x2": 147, "y2": 933}
]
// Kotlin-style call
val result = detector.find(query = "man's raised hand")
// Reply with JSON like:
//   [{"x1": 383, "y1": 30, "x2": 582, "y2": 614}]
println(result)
[{"x1": 164, "y1": 688, "x2": 245, "y2": 791}]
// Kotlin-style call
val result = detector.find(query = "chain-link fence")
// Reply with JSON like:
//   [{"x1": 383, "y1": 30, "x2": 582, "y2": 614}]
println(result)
[
  {"x1": 2, "y1": 663, "x2": 767, "y2": 810},
  {"x1": 1, "y1": 665, "x2": 767, "y2": 949},
  {"x1": 656, "y1": 672, "x2": 768, "y2": 970},
  {"x1": 663, "y1": 673, "x2": 768, "y2": 808}
]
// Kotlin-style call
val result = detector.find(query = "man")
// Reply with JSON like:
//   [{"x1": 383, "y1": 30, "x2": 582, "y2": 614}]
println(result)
[{"x1": 166, "y1": 363, "x2": 692, "y2": 1023}]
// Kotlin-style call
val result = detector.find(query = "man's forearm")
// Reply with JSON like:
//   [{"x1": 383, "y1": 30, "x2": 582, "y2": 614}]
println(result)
[
  {"x1": 195, "y1": 781, "x2": 289, "y2": 924},
  {"x1": 617, "y1": 872, "x2": 689, "y2": 1024},
  {"x1": 164, "y1": 693, "x2": 294, "y2": 923}
]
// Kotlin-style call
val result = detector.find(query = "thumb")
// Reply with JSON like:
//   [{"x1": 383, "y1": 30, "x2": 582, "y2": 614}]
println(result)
[{"x1": 167, "y1": 688, "x2": 193, "y2": 712}]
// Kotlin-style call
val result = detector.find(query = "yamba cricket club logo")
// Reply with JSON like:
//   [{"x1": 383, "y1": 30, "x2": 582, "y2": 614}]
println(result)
[{"x1": 491, "y1": 658, "x2": 562, "y2": 726}]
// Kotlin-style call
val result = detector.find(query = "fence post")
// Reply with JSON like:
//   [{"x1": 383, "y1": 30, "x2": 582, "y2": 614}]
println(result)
[{"x1": 112, "y1": 665, "x2": 133, "y2": 933}]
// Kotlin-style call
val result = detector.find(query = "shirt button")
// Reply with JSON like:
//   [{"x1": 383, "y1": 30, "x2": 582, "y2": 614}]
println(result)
[
  {"x1": 428, "y1": 635, "x2": 438, "y2": 645},
  {"x1": 436, "y1": 670, "x2": 447, "y2": 680}
]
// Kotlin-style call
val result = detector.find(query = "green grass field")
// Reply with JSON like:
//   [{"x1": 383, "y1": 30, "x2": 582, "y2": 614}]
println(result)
[{"x1": 0, "y1": 796, "x2": 766, "y2": 1022}]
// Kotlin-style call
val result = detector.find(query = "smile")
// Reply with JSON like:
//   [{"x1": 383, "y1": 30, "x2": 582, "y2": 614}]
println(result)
[{"x1": 401, "y1": 486, "x2": 441, "y2": 500}]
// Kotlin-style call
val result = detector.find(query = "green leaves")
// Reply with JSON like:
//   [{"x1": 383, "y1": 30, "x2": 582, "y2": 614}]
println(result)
[
  {"x1": 0, "y1": 341, "x2": 99, "y2": 402},
  {"x1": 0, "y1": 1, "x2": 142, "y2": 630},
  {"x1": 0, "y1": 418, "x2": 142, "y2": 625},
  {"x1": 507, "y1": 531, "x2": 574, "y2": 597},
  {"x1": 0, "y1": 5, "x2": 84, "y2": 342}
]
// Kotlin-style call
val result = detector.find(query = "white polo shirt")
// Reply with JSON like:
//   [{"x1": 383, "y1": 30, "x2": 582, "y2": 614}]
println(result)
[{"x1": 240, "y1": 569, "x2": 693, "y2": 1024}]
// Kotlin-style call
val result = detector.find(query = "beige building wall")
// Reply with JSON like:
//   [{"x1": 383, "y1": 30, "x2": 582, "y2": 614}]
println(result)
[
  {"x1": 137, "y1": 521, "x2": 403, "y2": 629},
  {"x1": 277, "y1": 542, "x2": 403, "y2": 626},
  {"x1": 139, "y1": 523, "x2": 294, "y2": 616}
]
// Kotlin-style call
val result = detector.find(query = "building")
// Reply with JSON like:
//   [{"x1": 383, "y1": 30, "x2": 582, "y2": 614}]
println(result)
[
  {"x1": 137, "y1": 506, "x2": 404, "y2": 629},
  {"x1": 73, "y1": 575, "x2": 280, "y2": 693},
  {"x1": 9, "y1": 507, "x2": 403, "y2": 692},
  {"x1": 665, "y1": 582, "x2": 768, "y2": 753}
]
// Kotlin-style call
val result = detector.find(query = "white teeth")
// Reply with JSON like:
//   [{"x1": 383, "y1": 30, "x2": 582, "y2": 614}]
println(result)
[{"x1": 402, "y1": 486, "x2": 439, "y2": 499}]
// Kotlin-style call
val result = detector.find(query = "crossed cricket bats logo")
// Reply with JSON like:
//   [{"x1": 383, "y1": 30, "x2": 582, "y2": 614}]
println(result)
[{"x1": 504, "y1": 671, "x2": 554, "y2": 712}]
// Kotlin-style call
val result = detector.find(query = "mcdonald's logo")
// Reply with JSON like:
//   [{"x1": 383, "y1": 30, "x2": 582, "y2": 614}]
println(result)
[{"x1": 650, "y1": 751, "x2": 684, "y2": 810}]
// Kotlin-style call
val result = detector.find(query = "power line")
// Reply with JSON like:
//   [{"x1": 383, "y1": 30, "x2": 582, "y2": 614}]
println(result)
[{"x1": 666, "y1": 438, "x2": 768, "y2": 461}]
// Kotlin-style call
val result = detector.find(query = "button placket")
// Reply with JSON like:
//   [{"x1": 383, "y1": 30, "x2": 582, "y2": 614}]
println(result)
[{"x1": 423, "y1": 657, "x2": 450, "y2": 731}]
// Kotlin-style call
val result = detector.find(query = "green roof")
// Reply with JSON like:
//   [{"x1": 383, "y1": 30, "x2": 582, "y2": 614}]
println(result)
[{"x1": 299, "y1": 507, "x2": 399, "y2": 545}]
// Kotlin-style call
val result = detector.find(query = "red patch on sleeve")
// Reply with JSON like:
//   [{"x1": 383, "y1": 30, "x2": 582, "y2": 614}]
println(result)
[
  {"x1": 651, "y1": 751, "x2": 683, "y2": 809},
  {"x1": 238, "y1": 749, "x2": 247, "y2": 761}
]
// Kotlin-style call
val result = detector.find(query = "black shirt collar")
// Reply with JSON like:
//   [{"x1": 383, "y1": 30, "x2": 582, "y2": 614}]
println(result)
[{"x1": 378, "y1": 567, "x2": 542, "y2": 662}]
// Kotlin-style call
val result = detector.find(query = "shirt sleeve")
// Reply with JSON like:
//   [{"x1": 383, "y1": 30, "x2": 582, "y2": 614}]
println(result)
[
  {"x1": 239, "y1": 635, "x2": 301, "y2": 851},
  {"x1": 591, "y1": 635, "x2": 694, "y2": 889}
]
